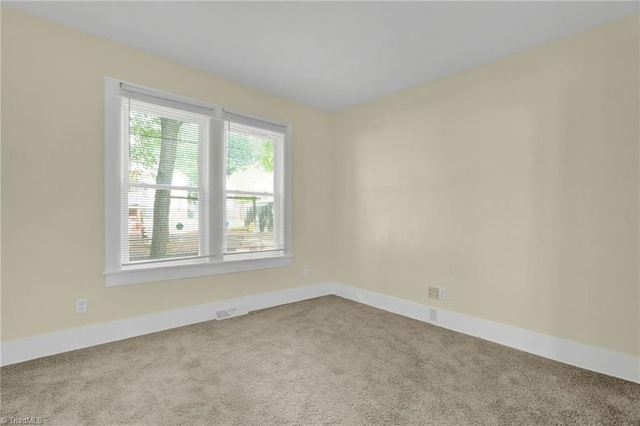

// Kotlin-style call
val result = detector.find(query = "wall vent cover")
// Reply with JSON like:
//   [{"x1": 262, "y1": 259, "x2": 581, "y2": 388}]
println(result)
[{"x1": 215, "y1": 305, "x2": 248, "y2": 320}]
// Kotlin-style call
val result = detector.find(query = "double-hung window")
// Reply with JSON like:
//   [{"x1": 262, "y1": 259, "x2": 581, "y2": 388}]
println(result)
[{"x1": 105, "y1": 78, "x2": 291, "y2": 286}]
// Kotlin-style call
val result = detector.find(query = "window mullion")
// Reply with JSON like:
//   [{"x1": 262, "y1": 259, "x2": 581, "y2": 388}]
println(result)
[
  {"x1": 121, "y1": 99, "x2": 131, "y2": 266},
  {"x1": 198, "y1": 120, "x2": 208, "y2": 262},
  {"x1": 210, "y1": 116, "x2": 226, "y2": 263},
  {"x1": 283, "y1": 128, "x2": 292, "y2": 256}
]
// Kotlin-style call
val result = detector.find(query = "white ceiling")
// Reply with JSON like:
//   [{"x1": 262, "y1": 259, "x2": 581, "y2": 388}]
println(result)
[{"x1": 7, "y1": 1, "x2": 639, "y2": 111}]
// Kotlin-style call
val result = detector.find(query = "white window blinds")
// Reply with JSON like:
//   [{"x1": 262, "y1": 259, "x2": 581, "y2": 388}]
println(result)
[
  {"x1": 121, "y1": 97, "x2": 215, "y2": 267},
  {"x1": 223, "y1": 120, "x2": 286, "y2": 257}
]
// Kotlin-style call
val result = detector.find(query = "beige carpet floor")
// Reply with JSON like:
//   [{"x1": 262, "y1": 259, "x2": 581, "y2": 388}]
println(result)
[{"x1": 1, "y1": 295, "x2": 639, "y2": 425}]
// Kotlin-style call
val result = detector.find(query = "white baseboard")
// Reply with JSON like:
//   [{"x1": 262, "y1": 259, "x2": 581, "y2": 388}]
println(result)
[
  {"x1": 332, "y1": 282, "x2": 640, "y2": 384},
  {"x1": 0, "y1": 282, "x2": 333, "y2": 367},
  {"x1": 2, "y1": 281, "x2": 638, "y2": 384}
]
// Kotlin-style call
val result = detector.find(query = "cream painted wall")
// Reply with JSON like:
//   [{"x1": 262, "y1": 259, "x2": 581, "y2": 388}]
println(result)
[
  {"x1": 333, "y1": 15, "x2": 640, "y2": 357},
  {"x1": 1, "y1": 8, "x2": 333, "y2": 341}
]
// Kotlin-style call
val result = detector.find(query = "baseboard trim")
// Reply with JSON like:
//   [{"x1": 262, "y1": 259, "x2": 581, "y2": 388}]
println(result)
[
  {"x1": 0, "y1": 283, "x2": 333, "y2": 367},
  {"x1": 2, "y1": 281, "x2": 638, "y2": 384},
  {"x1": 332, "y1": 282, "x2": 640, "y2": 384}
]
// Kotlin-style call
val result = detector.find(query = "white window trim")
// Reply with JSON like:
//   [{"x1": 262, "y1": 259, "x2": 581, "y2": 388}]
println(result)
[{"x1": 104, "y1": 77, "x2": 292, "y2": 287}]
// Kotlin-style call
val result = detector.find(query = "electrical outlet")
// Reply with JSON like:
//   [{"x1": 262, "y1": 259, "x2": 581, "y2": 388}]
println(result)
[
  {"x1": 438, "y1": 288, "x2": 447, "y2": 300},
  {"x1": 428, "y1": 287, "x2": 440, "y2": 300},
  {"x1": 303, "y1": 268, "x2": 310, "y2": 279},
  {"x1": 428, "y1": 286, "x2": 447, "y2": 300},
  {"x1": 75, "y1": 298, "x2": 88, "y2": 314}
]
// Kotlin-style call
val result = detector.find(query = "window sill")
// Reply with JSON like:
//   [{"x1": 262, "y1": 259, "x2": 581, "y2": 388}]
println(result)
[{"x1": 105, "y1": 255, "x2": 293, "y2": 287}]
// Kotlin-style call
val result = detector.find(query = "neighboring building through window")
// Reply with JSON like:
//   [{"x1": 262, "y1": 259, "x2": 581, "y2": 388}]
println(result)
[{"x1": 105, "y1": 78, "x2": 291, "y2": 286}]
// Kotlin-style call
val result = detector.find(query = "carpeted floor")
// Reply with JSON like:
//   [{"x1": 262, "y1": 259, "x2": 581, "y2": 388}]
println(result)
[{"x1": 1, "y1": 295, "x2": 639, "y2": 425}]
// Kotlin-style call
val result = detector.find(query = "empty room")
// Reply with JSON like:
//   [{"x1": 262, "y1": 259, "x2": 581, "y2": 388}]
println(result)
[{"x1": 1, "y1": 1, "x2": 639, "y2": 425}]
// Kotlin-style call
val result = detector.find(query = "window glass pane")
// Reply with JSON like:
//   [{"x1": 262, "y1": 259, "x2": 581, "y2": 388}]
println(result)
[
  {"x1": 226, "y1": 128, "x2": 274, "y2": 193},
  {"x1": 128, "y1": 187, "x2": 200, "y2": 262},
  {"x1": 129, "y1": 111, "x2": 200, "y2": 187},
  {"x1": 225, "y1": 195, "x2": 275, "y2": 253}
]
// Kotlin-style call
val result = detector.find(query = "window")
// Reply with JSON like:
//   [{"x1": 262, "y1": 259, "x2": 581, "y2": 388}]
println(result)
[{"x1": 105, "y1": 78, "x2": 291, "y2": 286}]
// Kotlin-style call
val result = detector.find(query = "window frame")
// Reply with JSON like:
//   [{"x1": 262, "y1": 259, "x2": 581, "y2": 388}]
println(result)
[{"x1": 104, "y1": 77, "x2": 292, "y2": 287}]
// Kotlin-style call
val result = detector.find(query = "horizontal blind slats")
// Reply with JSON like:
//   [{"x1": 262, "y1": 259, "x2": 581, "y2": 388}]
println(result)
[
  {"x1": 121, "y1": 83, "x2": 217, "y2": 117},
  {"x1": 223, "y1": 109, "x2": 287, "y2": 134},
  {"x1": 224, "y1": 118, "x2": 285, "y2": 256},
  {"x1": 123, "y1": 95, "x2": 212, "y2": 265}
]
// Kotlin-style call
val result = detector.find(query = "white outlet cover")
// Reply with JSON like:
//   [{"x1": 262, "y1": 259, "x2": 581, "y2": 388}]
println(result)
[
  {"x1": 429, "y1": 308, "x2": 438, "y2": 322},
  {"x1": 75, "y1": 298, "x2": 88, "y2": 314},
  {"x1": 438, "y1": 288, "x2": 447, "y2": 300}
]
